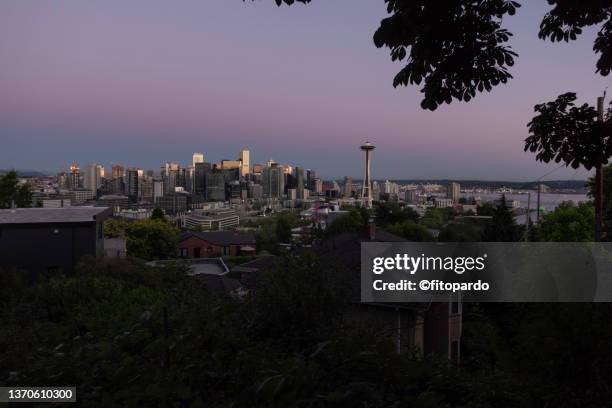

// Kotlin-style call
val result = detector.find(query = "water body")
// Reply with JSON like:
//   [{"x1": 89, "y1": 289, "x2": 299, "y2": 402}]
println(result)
[{"x1": 460, "y1": 191, "x2": 590, "y2": 224}]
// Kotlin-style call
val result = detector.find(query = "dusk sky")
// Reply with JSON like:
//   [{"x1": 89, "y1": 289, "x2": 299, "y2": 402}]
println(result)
[{"x1": 1, "y1": 1, "x2": 611, "y2": 180}]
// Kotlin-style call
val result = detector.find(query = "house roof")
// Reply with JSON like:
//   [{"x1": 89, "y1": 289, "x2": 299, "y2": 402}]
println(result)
[
  {"x1": 179, "y1": 231, "x2": 256, "y2": 246},
  {"x1": 0, "y1": 207, "x2": 112, "y2": 225}
]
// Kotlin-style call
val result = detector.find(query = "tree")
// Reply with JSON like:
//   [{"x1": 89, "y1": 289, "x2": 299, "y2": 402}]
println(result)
[
  {"x1": 275, "y1": 214, "x2": 293, "y2": 243},
  {"x1": 151, "y1": 207, "x2": 166, "y2": 221},
  {"x1": 525, "y1": 92, "x2": 612, "y2": 240},
  {"x1": 263, "y1": 1, "x2": 612, "y2": 110},
  {"x1": 124, "y1": 219, "x2": 179, "y2": 260},
  {"x1": 388, "y1": 221, "x2": 434, "y2": 242},
  {"x1": 482, "y1": 194, "x2": 520, "y2": 241},
  {"x1": 0, "y1": 171, "x2": 32, "y2": 208},
  {"x1": 533, "y1": 201, "x2": 595, "y2": 242},
  {"x1": 325, "y1": 210, "x2": 367, "y2": 237},
  {"x1": 374, "y1": 201, "x2": 418, "y2": 226},
  {"x1": 438, "y1": 222, "x2": 483, "y2": 242}
]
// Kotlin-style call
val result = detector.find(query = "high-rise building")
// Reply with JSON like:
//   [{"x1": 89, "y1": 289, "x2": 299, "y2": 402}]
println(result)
[
  {"x1": 162, "y1": 163, "x2": 180, "y2": 194},
  {"x1": 68, "y1": 164, "x2": 81, "y2": 189},
  {"x1": 194, "y1": 162, "x2": 211, "y2": 198},
  {"x1": 221, "y1": 160, "x2": 241, "y2": 171},
  {"x1": 126, "y1": 168, "x2": 140, "y2": 201},
  {"x1": 307, "y1": 169, "x2": 316, "y2": 191},
  {"x1": 192, "y1": 152, "x2": 204, "y2": 168},
  {"x1": 239, "y1": 149, "x2": 250, "y2": 177},
  {"x1": 343, "y1": 176, "x2": 353, "y2": 198},
  {"x1": 263, "y1": 163, "x2": 284, "y2": 198},
  {"x1": 295, "y1": 167, "x2": 305, "y2": 199},
  {"x1": 252, "y1": 164, "x2": 263, "y2": 175},
  {"x1": 447, "y1": 182, "x2": 460, "y2": 203},
  {"x1": 84, "y1": 164, "x2": 101, "y2": 193},
  {"x1": 111, "y1": 165, "x2": 124, "y2": 180},
  {"x1": 206, "y1": 169, "x2": 226, "y2": 201}
]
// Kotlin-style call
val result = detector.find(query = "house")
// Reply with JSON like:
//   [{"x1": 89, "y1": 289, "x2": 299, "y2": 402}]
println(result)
[
  {"x1": 178, "y1": 231, "x2": 257, "y2": 258},
  {"x1": 314, "y1": 223, "x2": 462, "y2": 360},
  {"x1": 0, "y1": 207, "x2": 112, "y2": 275}
]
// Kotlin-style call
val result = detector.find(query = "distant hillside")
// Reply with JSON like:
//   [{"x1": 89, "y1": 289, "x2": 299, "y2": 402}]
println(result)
[
  {"x1": 391, "y1": 179, "x2": 589, "y2": 191},
  {"x1": 0, "y1": 169, "x2": 50, "y2": 177}
]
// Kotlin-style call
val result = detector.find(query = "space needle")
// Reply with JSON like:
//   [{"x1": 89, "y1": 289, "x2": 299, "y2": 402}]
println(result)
[{"x1": 360, "y1": 141, "x2": 375, "y2": 208}]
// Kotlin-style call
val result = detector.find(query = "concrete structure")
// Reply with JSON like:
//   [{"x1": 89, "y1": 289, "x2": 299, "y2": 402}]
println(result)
[
  {"x1": 360, "y1": 141, "x2": 375, "y2": 208},
  {"x1": 184, "y1": 209, "x2": 239, "y2": 231},
  {"x1": 447, "y1": 182, "x2": 461, "y2": 203},
  {"x1": 0, "y1": 207, "x2": 112, "y2": 275},
  {"x1": 239, "y1": 149, "x2": 250, "y2": 177},
  {"x1": 192, "y1": 152, "x2": 204, "y2": 168}
]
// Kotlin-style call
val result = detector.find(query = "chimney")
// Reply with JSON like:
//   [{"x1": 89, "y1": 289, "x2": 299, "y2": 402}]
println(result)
[{"x1": 368, "y1": 221, "x2": 376, "y2": 241}]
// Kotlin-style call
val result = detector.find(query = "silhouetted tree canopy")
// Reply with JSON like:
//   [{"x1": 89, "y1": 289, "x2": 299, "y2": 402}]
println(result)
[
  {"x1": 0, "y1": 171, "x2": 32, "y2": 208},
  {"x1": 525, "y1": 92, "x2": 612, "y2": 170},
  {"x1": 253, "y1": 0, "x2": 612, "y2": 110}
]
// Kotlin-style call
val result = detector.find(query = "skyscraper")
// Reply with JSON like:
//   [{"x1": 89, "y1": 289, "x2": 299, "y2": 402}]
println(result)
[
  {"x1": 239, "y1": 149, "x2": 250, "y2": 177},
  {"x1": 126, "y1": 168, "x2": 140, "y2": 201},
  {"x1": 360, "y1": 141, "x2": 375, "y2": 208},
  {"x1": 263, "y1": 163, "x2": 284, "y2": 198},
  {"x1": 84, "y1": 164, "x2": 101, "y2": 193},
  {"x1": 295, "y1": 167, "x2": 304, "y2": 199},
  {"x1": 194, "y1": 162, "x2": 211, "y2": 198},
  {"x1": 68, "y1": 164, "x2": 81, "y2": 189},
  {"x1": 447, "y1": 182, "x2": 461, "y2": 203},
  {"x1": 192, "y1": 153, "x2": 204, "y2": 168},
  {"x1": 307, "y1": 169, "x2": 316, "y2": 191},
  {"x1": 111, "y1": 165, "x2": 124, "y2": 180}
]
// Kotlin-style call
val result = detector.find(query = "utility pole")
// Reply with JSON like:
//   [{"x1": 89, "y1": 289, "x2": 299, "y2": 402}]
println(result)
[
  {"x1": 596, "y1": 95, "x2": 605, "y2": 242},
  {"x1": 525, "y1": 191, "x2": 531, "y2": 241},
  {"x1": 536, "y1": 183, "x2": 541, "y2": 222}
]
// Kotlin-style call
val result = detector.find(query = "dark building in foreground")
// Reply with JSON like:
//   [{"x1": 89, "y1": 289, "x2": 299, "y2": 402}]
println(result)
[{"x1": 0, "y1": 207, "x2": 112, "y2": 275}]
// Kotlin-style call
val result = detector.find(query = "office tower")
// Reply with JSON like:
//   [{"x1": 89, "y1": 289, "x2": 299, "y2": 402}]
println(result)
[
  {"x1": 263, "y1": 163, "x2": 284, "y2": 198},
  {"x1": 146, "y1": 170, "x2": 155, "y2": 178},
  {"x1": 96, "y1": 165, "x2": 105, "y2": 181},
  {"x1": 153, "y1": 178, "x2": 164, "y2": 200},
  {"x1": 307, "y1": 169, "x2": 316, "y2": 191},
  {"x1": 343, "y1": 176, "x2": 353, "y2": 198},
  {"x1": 111, "y1": 165, "x2": 124, "y2": 180},
  {"x1": 162, "y1": 163, "x2": 180, "y2": 194},
  {"x1": 447, "y1": 182, "x2": 460, "y2": 203},
  {"x1": 57, "y1": 172, "x2": 67, "y2": 189},
  {"x1": 185, "y1": 167, "x2": 195, "y2": 193},
  {"x1": 239, "y1": 149, "x2": 250, "y2": 177},
  {"x1": 295, "y1": 167, "x2": 305, "y2": 199},
  {"x1": 68, "y1": 164, "x2": 81, "y2": 189},
  {"x1": 252, "y1": 164, "x2": 263, "y2": 175},
  {"x1": 249, "y1": 183, "x2": 263, "y2": 199},
  {"x1": 360, "y1": 141, "x2": 375, "y2": 208},
  {"x1": 126, "y1": 168, "x2": 140, "y2": 201},
  {"x1": 141, "y1": 176, "x2": 153, "y2": 202},
  {"x1": 194, "y1": 162, "x2": 211, "y2": 198},
  {"x1": 84, "y1": 164, "x2": 100, "y2": 192},
  {"x1": 206, "y1": 168, "x2": 226, "y2": 201},
  {"x1": 314, "y1": 178, "x2": 323, "y2": 194},
  {"x1": 192, "y1": 152, "x2": 204, "y2": 168}
]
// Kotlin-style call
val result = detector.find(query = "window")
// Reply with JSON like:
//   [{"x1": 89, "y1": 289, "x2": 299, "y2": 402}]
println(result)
[
  {"x1": 180, "y1": 248, "x2": 188, "y2": 258},
  {"x1": 194, "y1": 247, "x2": 201, "y2": 258},
  {"x1": 98, "y1": 223, "x2": 103, "y2": 239}
]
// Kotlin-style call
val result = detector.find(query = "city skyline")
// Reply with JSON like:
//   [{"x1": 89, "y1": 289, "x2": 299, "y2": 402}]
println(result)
[{"x1": 1, "y1": 0, "x2": 609, "y2": 180}]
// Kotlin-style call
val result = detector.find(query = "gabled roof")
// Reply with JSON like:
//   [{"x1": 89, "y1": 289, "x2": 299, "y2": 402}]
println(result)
[
  {"x1": 0, "y1": 207, "x2": 112, "y2": 224},
  {"x1": 179, "y1": 231, "x2": 256, "y2": 246}
]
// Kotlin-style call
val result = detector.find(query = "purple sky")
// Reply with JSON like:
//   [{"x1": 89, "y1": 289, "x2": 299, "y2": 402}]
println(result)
[{"x1": 1, "y1": 1, "x2": 610, "y2": 180}]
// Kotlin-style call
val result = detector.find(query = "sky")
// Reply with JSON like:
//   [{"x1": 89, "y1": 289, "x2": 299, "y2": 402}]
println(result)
[{"x1": 1, "y1": 0, "x2": 611, "y2": 181}]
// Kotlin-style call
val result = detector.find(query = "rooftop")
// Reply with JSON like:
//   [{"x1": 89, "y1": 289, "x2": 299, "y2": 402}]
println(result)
[
  {"x1": 179, "y1": 231, "x2": 256, "y2": 246},
  {"x1": 0, "y1": 207, "x2": 112, "y2": 224}
]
